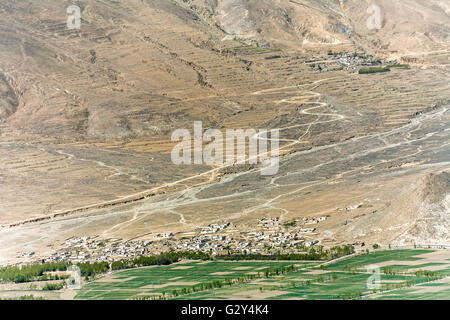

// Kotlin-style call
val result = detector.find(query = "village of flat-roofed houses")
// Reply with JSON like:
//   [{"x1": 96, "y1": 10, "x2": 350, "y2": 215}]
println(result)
[{"x1": 20, "y1": 215, "x2": 335, "y2": 264}]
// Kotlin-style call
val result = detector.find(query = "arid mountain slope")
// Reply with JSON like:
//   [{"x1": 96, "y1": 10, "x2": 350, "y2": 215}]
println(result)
[
  {"x1": 0, "y1": 0, "x2": 448, "y2": 139},
  {"x1": 0, "y1": 1, "x2": 448, "y2": 264},
  {"x1": 395, "y1": 172, "x2": 450, "y2": 245},
  {"x1": 192, "y1": 0, "x2": 450, "y2": 56}
]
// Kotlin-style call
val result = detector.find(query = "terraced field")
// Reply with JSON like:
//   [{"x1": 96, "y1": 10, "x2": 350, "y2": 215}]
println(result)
[
  {"x1": 175, "y1": 249, "x2": 450, "y2": 300},
  {"x1": 75, "y1": 260, "x2": 318, "y2": 300},
  {"x1": 72, "y1": 250, "x2": 450, "y2": 300},
  {"x1": 373, "y1": 279, "x2": 450, "y2": 300},
  {"x1": 0, "y1": 0, "x2": 448, "y2": 275}
]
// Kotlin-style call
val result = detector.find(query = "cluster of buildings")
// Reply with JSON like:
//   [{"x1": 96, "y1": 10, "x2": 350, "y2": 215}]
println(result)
[
  {"x1": 332, "y1": 52, "x2": 379, "y2": 71},
  {"x1": 307, "y1": 52, "x2": 398, "y2": 72},
  {"x1": 171, "y1": 216, "x2": 328, "y2": 254},
  {"x1": 41, "y1": 237, "x2": 151, "y2": 263},
  {"x1": 200, "y1": 223, "x2": 230, "y2": 234},
  {"x1": 259, "y1": 217, "x2": 280, "y2": 230},
  {"x1": 28, "y1": 215, "x2": 332, "y2": 264},
  {"x1": 176, "y1": 234, "x2": 228, "y2": 252},
  {"x1": 304, "y1": 216, "x2": 328, "y2": 225},
  {"x1": 155, "y1": 232, "x2": 174, "y2": 239}
]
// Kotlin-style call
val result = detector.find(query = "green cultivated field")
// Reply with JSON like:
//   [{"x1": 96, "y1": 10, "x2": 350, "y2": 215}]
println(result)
[
  {"x1": 325, "y1": 249, "x2": 431, "y2": 270},
  {"x1": 75, "y1": 250, "x2": 450, "y2": 300},
  {"x1": 373, "y1": 284, "x2": 450, "y2": 300},
  {"x1": 75, "y1": 261, "x2": 317, "y2": 300}
]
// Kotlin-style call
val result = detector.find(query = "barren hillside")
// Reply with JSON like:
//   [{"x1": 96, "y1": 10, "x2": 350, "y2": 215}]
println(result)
[
  {"x1": 188, "y1": 0, "x2": 450, "y2": 56},
  {"x1": 0, "y1": 0, "x2": 448, "y2": 264}
]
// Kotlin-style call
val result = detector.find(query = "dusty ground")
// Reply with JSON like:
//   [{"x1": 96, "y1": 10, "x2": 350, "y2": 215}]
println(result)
[{"x1": 0, "y1": 0, "x2": 449, "y2": 265}]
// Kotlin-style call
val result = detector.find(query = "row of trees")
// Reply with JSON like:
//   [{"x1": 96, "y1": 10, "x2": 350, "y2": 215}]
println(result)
[
  {"x1": 37, "y1": 273, "x2": 70, "y2": 281},
  {"x1": 42, "y1": 281, "x2": 65, "y2": 291},
  {"x1": 0, "y1": 261, "x2": 70, "y2": 283},
  {"x1": 77, "y1": 262, "x2": 109, "y2": 280},
  {"x1": 263, "y1": 264, "x2": 297, "y2": 277},
  {"x1": 414, "y1": 270, "x2": 442, "y2": 279},
  {"x1": 217, "y1": 245, "x2": 355, "y2": 261},
  {"x1": 136, "y1": 264, "x2": 299, "y2": 300},
  {"x1": 111, "y1": 251, "x2": 212, "y2": 271},
  {"x1": 359, "y1": 66, "x2": 391, "y2": 74},
  {"x1": 0, "y1": 295, "x2": 46, "y2": 300},
  {"x1": 0, "y1": 260, "x2": 110, "y2": 283}
]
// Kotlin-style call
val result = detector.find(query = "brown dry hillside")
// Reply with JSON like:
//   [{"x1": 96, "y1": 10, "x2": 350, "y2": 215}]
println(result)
[
  {"x1": 0, "y1": 0, "x2": 448, "y2": 139},
  {"x1": 0, "y1": 1, "x2": 448, "y2": 264},
  {"x1": 189, "y1": 0, "x2": 450, "y2": 56}
]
